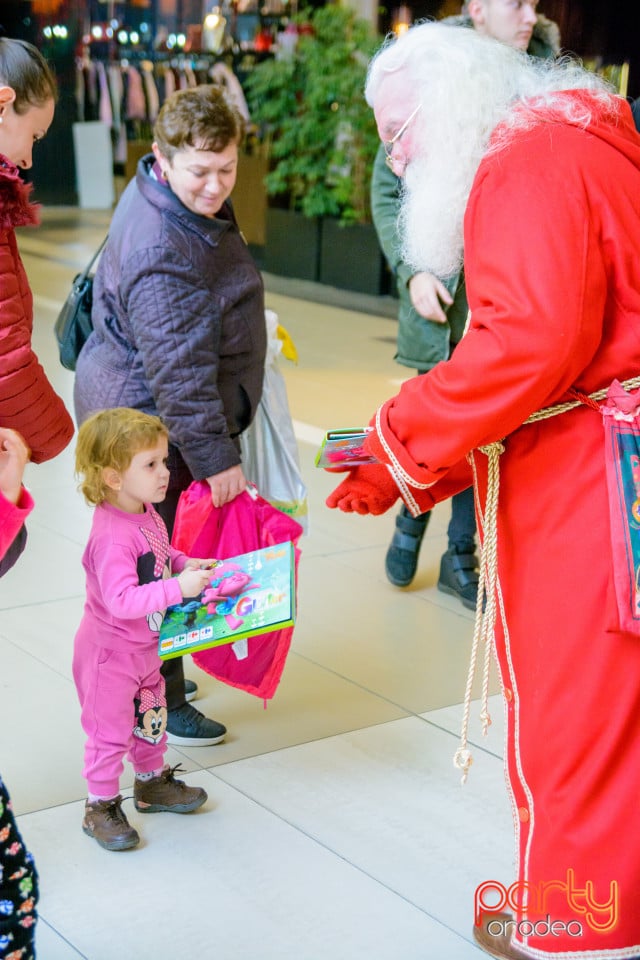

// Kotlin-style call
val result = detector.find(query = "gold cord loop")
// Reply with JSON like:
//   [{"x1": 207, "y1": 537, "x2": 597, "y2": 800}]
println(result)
[{"x1": 453, "y1": 374, "x2": 640, "y2": 782}]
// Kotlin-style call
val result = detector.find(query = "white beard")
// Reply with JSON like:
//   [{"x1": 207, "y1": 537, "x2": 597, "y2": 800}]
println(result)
[{"x1": 398, "y1": 144, "x2": 483, "y2": 280}]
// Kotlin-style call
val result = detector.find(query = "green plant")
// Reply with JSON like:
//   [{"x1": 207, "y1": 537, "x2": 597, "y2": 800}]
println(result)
[{"x1": 245, "y1": 4, "x2": 381, "y2": 224}]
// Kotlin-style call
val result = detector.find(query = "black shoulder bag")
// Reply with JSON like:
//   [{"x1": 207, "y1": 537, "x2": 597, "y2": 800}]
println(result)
[{"x1": 54, "y1": 235, "x2": 108, "y2": 371}]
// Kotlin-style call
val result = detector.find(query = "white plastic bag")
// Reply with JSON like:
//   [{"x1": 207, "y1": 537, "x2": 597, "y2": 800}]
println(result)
[{"x1": 240, "y1": 310, "x2": 309, "y2": 532}]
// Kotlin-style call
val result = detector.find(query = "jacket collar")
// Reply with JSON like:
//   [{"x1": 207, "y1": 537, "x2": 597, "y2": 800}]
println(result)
[
  {"x1": 0, "y1": 154, "x2": 39, "y2": 230},
  {"x1": 135, "y1": 153, "x2": 233, "y2": 246}
]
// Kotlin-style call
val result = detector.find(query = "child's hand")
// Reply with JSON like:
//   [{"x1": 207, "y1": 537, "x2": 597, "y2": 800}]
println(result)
[
  {"x1": 177, "y1": 566, "x2": 214, "y2": 599},
  {"x1": 0, "y1": 428, "x2": 30, "y2": 505}
]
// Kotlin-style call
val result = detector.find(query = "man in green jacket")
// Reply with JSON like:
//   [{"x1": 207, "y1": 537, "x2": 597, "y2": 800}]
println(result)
[{"x1": 372, "y1": 0, "x2": 560, "y2": 605}]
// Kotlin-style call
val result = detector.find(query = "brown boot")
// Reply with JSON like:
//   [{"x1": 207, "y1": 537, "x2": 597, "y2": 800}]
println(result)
[
  {"x1": 134, "y1": 765, "x2": 207, "y2": 814},
  {"x1": 82, "y1": 795, "x2": 140, "y2": 851},
  {"x1": 473, "y1": 913, "x2": 530, "y2": 959}
]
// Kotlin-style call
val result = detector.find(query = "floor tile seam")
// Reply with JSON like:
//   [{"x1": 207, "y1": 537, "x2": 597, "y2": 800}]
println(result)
[
  {"x1": 418, "y1": 718, "x2": 504, "y2": 761},
  {"x1": 19, "y1": 246, "x2": 94, "y2": 270},
  {"x1": 164, "y1": 717, "x2": 413, "y2": 773},
  {"x1": 33, "y1": 206, "x2": 111, "y2": 223},
  {"x1": 285, "y1": 648, "x2": 439, "y2": 719},
  {"x1": 0, "y1": 592, "x2": 84, "y2": 613},
  {"x1": 295, "y1": 546, "x2": 476, "y2": 618},
  {"x1": 0, "y1": 632, "x2": 78, "y2": 682},
  {"x1": 21, "y1": 515, "x2": 89, "y2": 548},
  {"x1": 31, "y1": 714, "x2": 500, "y2": 787},
  {"x1": 281, "y1": 651, "x2": 504, "y2": 760},
  {"x1": 312, "y1": 566, "x2": 476, "y2": 616},
  {"x1": 11, "y1": 713, "x2": 501, "y2": 820},
  {"x1": 187, "y1": 766, "x2": 478, "y2": 948},
  {"x1": 24, "y1": 778, "x2": 478, "y2": 955},
  {"x1": 302, "y1": 542, "x2": 398, "y2": 558},
  {"x1": 15, "y1": 786, "x2": 139, "y2": 820},
  {"x1": 36, "y1": 918, "x2": 88, "y2": 959},
  {"x1": 297, "y1": 546, "x2": 474, "y2": 611},
  {"x1": 184, "y1": 721, "x2": 503, "y2": 774}
]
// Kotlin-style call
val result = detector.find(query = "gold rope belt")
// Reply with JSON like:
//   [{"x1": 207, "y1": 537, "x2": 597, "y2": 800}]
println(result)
[{"x1": 453, "y1": 375, "x2": 640, "y2": 784}]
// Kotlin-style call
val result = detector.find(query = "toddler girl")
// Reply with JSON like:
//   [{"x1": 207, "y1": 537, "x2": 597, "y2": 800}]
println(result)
[
  {"x1": 73, "y1": 408, "x2": 214, "y2": 851},
  {"x1": 0, "y1": 427, "x2": 39, "y2": 956}
]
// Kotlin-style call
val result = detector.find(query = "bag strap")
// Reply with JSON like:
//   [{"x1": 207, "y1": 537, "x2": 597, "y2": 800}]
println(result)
[{"x1": 79, "y1": 235, "x2": 108, "y2": 282}]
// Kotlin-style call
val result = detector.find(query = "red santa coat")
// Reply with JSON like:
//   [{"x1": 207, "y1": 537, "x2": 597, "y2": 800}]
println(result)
[
  {"x1": 0, "y1": 156, "x2": 73, "y2": 463},
  {"x1": 373, "y1": 93, "x2": 640, "y2": 957}
]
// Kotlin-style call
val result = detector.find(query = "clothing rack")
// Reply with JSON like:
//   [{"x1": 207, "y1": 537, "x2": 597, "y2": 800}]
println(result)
[{"x1": 75, "y1": 52, "x2": 252, "y2": 166}]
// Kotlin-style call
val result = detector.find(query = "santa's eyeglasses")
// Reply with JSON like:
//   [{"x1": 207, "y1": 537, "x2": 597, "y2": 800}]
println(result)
[{"x1": 383, "y1": 103, "x2": 421, "y2": 170}]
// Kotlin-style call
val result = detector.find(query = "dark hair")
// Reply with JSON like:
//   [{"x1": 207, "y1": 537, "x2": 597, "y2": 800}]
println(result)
[
  {"x1": 0, "y1": 37, "x2": 57, "y2": 112},
  {"x1": 153, "y1": 84, "x2": 243, "y2": 161}
]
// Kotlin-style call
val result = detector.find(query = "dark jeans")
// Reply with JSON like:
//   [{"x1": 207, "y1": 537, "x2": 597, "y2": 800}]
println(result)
[
  {"x1": 446, "y1": 485, "x2": 476, "y2": 551},
  {"x1": 155, "y1": 446, "x2": 194, "y2": 713},
  {"x1": 0, "y1": 774, "x2": 38, "y2": 959},
  {"x1": 416, "y1": 360, "x2": 476, "y2": 551}
]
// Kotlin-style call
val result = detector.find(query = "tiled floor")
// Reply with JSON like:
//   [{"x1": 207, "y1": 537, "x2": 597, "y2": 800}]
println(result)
[{"x1": 0, "y1": 207, "x2": 513, "y2": 959}]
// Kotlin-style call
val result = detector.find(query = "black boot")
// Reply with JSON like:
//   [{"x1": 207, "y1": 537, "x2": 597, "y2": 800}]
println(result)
[
  {"x1": 437, "y1": 543, "x2": 479, "y2": 610},
  {"x1": 385, "y1": 505, "x2": 430, "y2": 587}
]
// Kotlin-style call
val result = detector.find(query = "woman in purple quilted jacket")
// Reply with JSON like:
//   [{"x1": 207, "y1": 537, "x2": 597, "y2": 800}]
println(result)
[{"x1": 74, "y1": 84, "x2": 266, "y2": 747}]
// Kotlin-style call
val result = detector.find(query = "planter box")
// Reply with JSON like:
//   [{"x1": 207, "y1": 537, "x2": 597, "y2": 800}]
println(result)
[
  {"x1": 262, "y1": 211, "x2": 388, "y2": 294},
  {"x1": 319, "y1": 219, "x2": 386, "y2": 295},
  {"x1": 264, "y1": 208, "x2": 322, "y2": 282}
]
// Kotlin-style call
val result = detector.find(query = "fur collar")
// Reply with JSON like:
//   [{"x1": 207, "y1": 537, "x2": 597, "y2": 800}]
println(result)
[{"x1": 0, "y1": 155, "x2": 40, "y2": 231}]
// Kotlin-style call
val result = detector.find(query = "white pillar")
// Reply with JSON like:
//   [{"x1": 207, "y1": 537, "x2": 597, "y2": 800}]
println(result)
[
  {"x1": 341, "y1": 0, "x2": 378, "y2": 28},
  {"x1": 72, "y1": 122, "x2": 115, "y2": 209}
]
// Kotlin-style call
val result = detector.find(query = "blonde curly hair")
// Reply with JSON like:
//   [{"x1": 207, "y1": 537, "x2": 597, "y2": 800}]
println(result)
[{"x1": 75, "y1": 408, "x2": 169, "y2": 506}]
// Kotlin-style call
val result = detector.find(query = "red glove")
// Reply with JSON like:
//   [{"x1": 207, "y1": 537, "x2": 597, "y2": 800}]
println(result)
[
  {"x1": 325, "y1": 462, "x2": 400, "y2": 515},
  {"x1": 362, "y1": 424, "x2": 387, "y2": 464}
]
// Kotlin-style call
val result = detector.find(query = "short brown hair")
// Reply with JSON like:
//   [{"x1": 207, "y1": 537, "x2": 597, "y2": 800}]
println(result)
[
  {"x1": 75, "y1": 408, "x2": 169, "y2": 506},
  {"x1": 0, "y1": 37, "x2": 57, "y2": 112},
  {"x1": 153, "y1": 84, "x2": 243, "y2": 161}
]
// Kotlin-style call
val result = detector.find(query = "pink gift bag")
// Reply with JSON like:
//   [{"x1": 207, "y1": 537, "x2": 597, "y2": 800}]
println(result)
[{"x1": 172, "y1": 481, "x2": 303, "y2": 699}]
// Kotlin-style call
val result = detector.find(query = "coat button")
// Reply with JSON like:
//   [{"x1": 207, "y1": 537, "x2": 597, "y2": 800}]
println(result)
[
  {"x1": 504, "y1": 688, "x2": 513, "y2": 702},
  {"x1": 518, "y1": 807, "x2": 529, "y2": 822}
]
